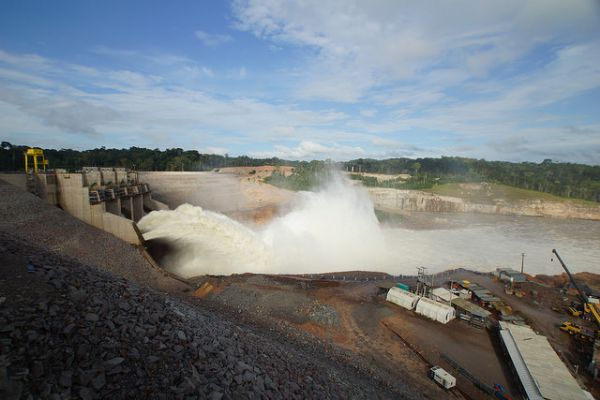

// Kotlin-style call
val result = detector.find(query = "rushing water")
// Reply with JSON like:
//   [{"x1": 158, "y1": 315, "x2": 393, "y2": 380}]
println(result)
[
  {"x1": 381, "y1": 212, "x2": 600, "y2": 275},
  {"x1": 139, "y1": 175, "x2": 600, "y2": 278}
]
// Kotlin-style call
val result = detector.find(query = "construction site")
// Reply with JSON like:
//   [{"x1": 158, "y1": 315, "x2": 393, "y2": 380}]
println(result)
[{"x1": 1, "y1": 148, "x2": 599, "y2": 399}]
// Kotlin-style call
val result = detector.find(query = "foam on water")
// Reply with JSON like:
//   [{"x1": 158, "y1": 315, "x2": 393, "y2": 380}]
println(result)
[{"x1": 138, "y1": 203, "x2": 273, "y2": 277}]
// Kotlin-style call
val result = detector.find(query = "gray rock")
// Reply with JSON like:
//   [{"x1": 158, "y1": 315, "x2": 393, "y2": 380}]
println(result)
[
  {"x1": 85, "y1": 313, "x2": 99, "y2": 322},
  {"x1": 31, "y1": 361, "x2": 44, "y2": 378},
  {"x1": 92, "y1": 372, "x2": 106, "y2": 390},
  {"x1": 59, "y1": 370, "x2": 72, "y2": 387},
  {"x1": 234, "y1": 375, "x2": 243, "y2": 385},
  {"x1": 63, "y1": 323, "x2": 76, "y2": 336},
  {"x1": 243, "y1": 370, "x2": 256, "y2": 383},
  {"x1": 79, "y1": 386, "x2": 94, "y2": 400},
  {"x1": 103, "y1": 357, "x2": 124, "y2": 369},
  {"x1": 209, "y1": 391, "x2": 223, "y2": 400}
]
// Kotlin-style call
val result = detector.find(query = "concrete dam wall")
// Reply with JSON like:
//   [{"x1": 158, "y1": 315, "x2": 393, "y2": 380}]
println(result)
[
  {"x1": 0, "y1": 169, "x2": 169, "y2": 245},
  {"x1": 368, "y1": 188, "x2": 600, "y2": 221}
]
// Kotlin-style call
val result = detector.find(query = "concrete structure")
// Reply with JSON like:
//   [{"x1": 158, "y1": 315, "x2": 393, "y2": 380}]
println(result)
[
  {"x1": 386, "y1": 287, "x2": 420, "y2": 310},
  {"x1": 3, "y1": 168, "x2": 167, "y2": 245},
  {"x1": 415, "y1": 297, "x2": 456, "y2": 324},
  {"x1": 498, "y1": 322, "x2": 588, "y2": 400}
]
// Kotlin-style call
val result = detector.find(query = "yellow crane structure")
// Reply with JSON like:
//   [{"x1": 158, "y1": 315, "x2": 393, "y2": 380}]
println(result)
[{"x1": 24, "y1": 148, "x2": 48, "y2": 173}]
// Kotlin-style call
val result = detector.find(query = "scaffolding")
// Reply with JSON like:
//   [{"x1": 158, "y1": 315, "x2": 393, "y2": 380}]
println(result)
[{"x1": 415, "y1": 266, "x2": 435, "y2": 298}]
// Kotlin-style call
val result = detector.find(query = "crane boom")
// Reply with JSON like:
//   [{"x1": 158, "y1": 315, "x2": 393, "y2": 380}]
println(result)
[
  {"x1": 553, "y1": 249, "x2": 600, "y2": 331},
  {"x1": 552, "y1": 249, "x2": 588, "y2": 304}
]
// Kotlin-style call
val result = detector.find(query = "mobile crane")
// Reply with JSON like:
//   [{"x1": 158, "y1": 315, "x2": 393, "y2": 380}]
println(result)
[{"x1": 553, "y1": 249, "x2": 600, "y2": 338}]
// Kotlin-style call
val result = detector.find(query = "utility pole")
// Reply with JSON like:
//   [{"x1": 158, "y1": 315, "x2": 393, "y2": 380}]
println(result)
[{"x1": 521, "y1": 253, "x2": 526, "y2": 274}]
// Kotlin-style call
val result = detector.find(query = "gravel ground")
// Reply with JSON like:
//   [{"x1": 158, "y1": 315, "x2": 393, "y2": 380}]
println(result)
[{"x1": 0, "y1": 179, "x2": 423, "y2": 399}]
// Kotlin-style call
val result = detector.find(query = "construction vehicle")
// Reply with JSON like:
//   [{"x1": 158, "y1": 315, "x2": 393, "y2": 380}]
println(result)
[
  {"x1": 560, "y1": 322, "x2": 598, "y2": 342},
  {"x1": 560, "y1": 321, "x2": 584, "y2": 335},
  {"x1": 568, "y1": 303, "x2": 583, "y2": 317},
  {"x1": 553, "y1": 249, "x2": 600, "y2": 335}
]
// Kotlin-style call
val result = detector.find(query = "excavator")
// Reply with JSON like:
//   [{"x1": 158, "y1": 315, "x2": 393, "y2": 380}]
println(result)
[{"x1": 553, "y1": 249, "x2": 600, "y2": 339}]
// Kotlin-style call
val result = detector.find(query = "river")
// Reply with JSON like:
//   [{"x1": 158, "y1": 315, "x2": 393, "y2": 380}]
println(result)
[{"x1": 382, "y1": 212, "x2": 600, "y2": 275}]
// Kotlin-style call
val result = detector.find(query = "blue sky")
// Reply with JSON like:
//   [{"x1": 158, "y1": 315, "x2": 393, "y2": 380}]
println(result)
[{"x1": 1, "y1": 0, "x2": 600, "y2": 163}]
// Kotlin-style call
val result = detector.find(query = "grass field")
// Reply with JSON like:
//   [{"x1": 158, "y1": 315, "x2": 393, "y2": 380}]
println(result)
[{"x1": 422, "y1": 182, "x2": 599, "y2": 206}]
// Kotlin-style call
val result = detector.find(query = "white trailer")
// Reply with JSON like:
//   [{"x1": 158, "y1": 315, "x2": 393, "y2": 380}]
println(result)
[
  {"x1": 386, "y1": 287, "x2": 420, "y2": 310},
  {"x1": 429, "y1": 366, "x2": 456, "y2": 389},
  {"x1": 415, "y1": 297, "x2": 456, "y2": 324}
]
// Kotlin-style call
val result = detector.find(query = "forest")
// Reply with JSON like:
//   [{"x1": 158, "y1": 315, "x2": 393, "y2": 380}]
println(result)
[{"x1": 2, "y1": 142, "x2": 599, "y2": 202}]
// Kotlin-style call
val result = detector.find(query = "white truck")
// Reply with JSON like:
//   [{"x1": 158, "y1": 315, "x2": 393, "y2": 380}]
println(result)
[{"x1": 428, "y1": 366, "x2": 456, "y2": 389}]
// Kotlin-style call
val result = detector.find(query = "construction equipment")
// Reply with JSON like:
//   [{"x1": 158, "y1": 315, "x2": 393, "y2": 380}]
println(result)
[
  {"x1": 560, "y1": 322, "x2": 598, "y2": 343},
  {"x1": 568, "y1": 304, "x2": 583, "y2": 317},
  {"x1": 24, "y1": 148, "x2": 49, "y2": 195},
  {"x1": 560, "y1": 321, "x2": 584, "y2": 335},
  {"x1": 24, "y1": 148, "x2": 48, "y2": 173},
  {"x1": 553, "y1": 249, "x2": 600, "y2": 335}
]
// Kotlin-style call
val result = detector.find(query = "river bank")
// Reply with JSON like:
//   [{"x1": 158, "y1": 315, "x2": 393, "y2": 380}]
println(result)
[{"x1": 368, "y1": 184, "x2": 600, "y2": 221}]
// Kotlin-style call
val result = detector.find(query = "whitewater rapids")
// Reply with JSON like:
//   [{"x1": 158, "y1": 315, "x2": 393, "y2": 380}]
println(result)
[{"x1": 138, "y1": 176, "x2": 391, "y2": 277}]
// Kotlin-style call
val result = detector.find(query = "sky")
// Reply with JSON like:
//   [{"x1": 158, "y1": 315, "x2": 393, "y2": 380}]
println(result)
[{"x1": 0, "y1": 0, "x2": 599, "y2": 164}]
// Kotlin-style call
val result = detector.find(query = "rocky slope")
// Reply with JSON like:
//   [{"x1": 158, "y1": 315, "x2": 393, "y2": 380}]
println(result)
[
  {"x1": 1, "y1": 235, "x2": 411, "y2": 399},
  {"x1": 369, "y1": 187, "x2": 600, "y2": 220}
]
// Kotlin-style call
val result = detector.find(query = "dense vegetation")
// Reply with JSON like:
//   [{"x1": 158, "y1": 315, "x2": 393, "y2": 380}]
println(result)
[
  {"x1": 264, "y1": 161, "x2": 337, "y2": 191},
  {"x1": 2, "y1": 142, "x2": 598, "y2": 202},
  {"x1": 344, "y1": 157, "x2": 600, "y2": 202},
  {"x1": 1, "y1": 142, "x2": 290, "y2": 172}
]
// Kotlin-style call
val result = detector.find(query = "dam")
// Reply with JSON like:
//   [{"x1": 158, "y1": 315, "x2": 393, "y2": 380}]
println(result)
[{"x1": 0, "y1": 167, "x2": 168, "y2": 244}]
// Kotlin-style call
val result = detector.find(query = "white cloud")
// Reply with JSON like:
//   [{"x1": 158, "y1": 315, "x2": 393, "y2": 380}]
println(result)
[
  {"x1": 198, "y1": 146, "x2": 228, "y2": 155},
  {"x1": 233, "y1": 0, "x2": 600, "y2": 102},
  {"x1": 252, "y1": 140, "x2": 365, "y2": 160},
  {"x1": 194, "y1": 30, "x2": 233, "y2": 47},
  {"x1": 0, "y1": 49, "x2": 350, "y2": 151}
]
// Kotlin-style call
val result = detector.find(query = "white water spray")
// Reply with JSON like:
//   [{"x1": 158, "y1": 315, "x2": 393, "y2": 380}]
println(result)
[{"x1": 138, "y1": 174, "x2": 389, "y2": 277}]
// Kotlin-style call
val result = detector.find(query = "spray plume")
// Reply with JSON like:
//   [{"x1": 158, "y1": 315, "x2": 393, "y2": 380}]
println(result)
[{"x1": 138, "y1": 173, "x2": 390, "y2": 277}]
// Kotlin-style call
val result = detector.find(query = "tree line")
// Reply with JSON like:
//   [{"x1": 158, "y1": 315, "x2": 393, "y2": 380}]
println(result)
[
  {"x1": 344, "y1": 156, "x2": 600, "y2": 202},
  {"x1": 1, "y1": 142, "x2": 293, "y2": 172},
  {"x1": 2, "y1": 142, "x2": 598, "y2": 202}
]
